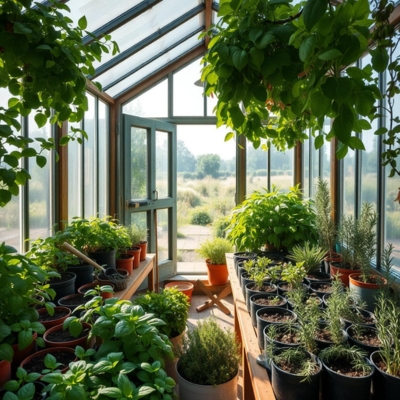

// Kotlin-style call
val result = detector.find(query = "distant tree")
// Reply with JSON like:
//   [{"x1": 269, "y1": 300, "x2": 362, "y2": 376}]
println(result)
[
  {"x1": 247, "y1": 146, "x2": 268, "y2": 172},
  {"x1": 221, "y1": 157, "x2": 236, "y2": 173},
  {"x1": 177, "y1": 140, "x2": 196, "y2": 172},
  {"x1": 196, "y1": 154, "x2": 221, "y2": 178}
]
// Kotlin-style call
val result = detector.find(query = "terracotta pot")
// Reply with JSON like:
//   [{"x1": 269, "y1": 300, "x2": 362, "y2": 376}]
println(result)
[
  {"x1": 138, "y1": 241, "x2": 147, "y2": 261},
  {"x1": 78, "y1": 282, "x2": 115, "y2": 299},
  {"x1": 37, "y1": 306, "x2": 72, "y2": 329},
  {"x1": 44, "y1": 322, "x2": 93, "y2": 349},
  {"x1": 116, "y1": 253, "x2": 134, "y2": 275},
  {"x1": 0, "y1": 359, "x2": 11, "y2": 388},
  {"x1": 58, "y1": 293, "x2": 90, "y2": 311},
  {"x1": 349, "y1": 273, "x2": 385, "y2": 311},
  {"x1": 127, "y1": 246, "x2": 141, "y2": 269},
  {"x1": 20, "y1": 346, "x2": 76, "y2": 375},
  {"x1": 330, "y1": 262, "x2": 357, "y2": 287},
  {"x1": 323, "y1": 252, "x2": 342, "y2": 274},
  {"x1": 206, "y1": 260, "x2": 229, "y2": 286},
  {"x1": 164, "y1": 281, "x2": 194, "y2": 303},
  {"x1": 11, "y1": 332, "x2": 37, "y2": 371}
]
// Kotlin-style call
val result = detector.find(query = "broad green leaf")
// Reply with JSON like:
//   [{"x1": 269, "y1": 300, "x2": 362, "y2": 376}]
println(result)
[
  {"x1": 232, "y1": 50, "x2": 248, "y2": 70},
  {"x1": 36, "y1": 155, "x2": 47, "y2": 168},
  {"x1": 315, "y1": 135, "x2": 324, "y2": 149},
  {"x1": 17, "y1": 382, "x2": 35, "y2": 399},
  {"x1": 352, "y1": 0, "x2": 370, "y2": 21},
  {"x1": 348, "y1": 136, "x2": 365, "y2": 150},
  {"x1": 217, "y1": 44, "x2": 229, "y2": 61},
  {"x1": 249, "y1": 47, "x2": 264, "y2": 67},
  {"x1": 21, "y1": 148, "x2": 37, "y2": 157},
  {"x1": 225, "y1": 132, "x2": 234, "y2": 141},
  {"x1": 255, "y1": 33, "x2": 275, "y2": 49},
  {"x1": 65, "y1": 385, "x2": 86, "y2": 400},
  {"x1": 303, "y1": 0, "x2": 328, "y2": 32},
  {"x1": 34, "y1": 113, "x2": 47, "y2": 128},
  {"x1": 13, "y1": 22, "x2": 32, "y2": 34},
  {"x1": 318, "y1": 49, "x2": 343, "y2": 61},
  {"x1": 0, "y1": 190, "x2": 12, "y2": 207},
  {"x1": 321, "y1": 77, "x2": 337, "y2": 99},
  {"x1": 299, "y1": 36, "x2": 316, "y2": 62},
  {"x1": 78, "y1": 16, "x2": 87, "y2": 30},
  {"x1": 370, "y1": 48, "x2": 389, "y2": 73},
  {"x1": 218, "y1": 0, "x2": 233, "y2": 17},
  {"x1": 332, "y1": 104, "x2": 354, "y2": 144},
  {"x1": 229, "y1": 105, "x2": 245, "y2": 127},
  {"x1": 4, "y1": 155, "x2": 19, "y2": 168},
  {"x1": 36, "y1": 44, "x2": 52, "y2": 51},
  {"x1": 249, "y1": 28, "x2": 262, "y2": 44},
  {"x1": 0, "y1": 343, "x2": 13, "y2": 362},
  {"x1": 8, "y1": 98, "x2": 20, "y2": 108},
  {"x1": 137, "y1": 385, "x2": 156, "y2": 398},
  {"x1": 310, "y1": 91, "x2": 331, "y2": 118},
  {"x1": 98, "y1": 387, "x2": 123, "y2": 398},
  {"x1": 375, "y1": 127, "x2": 388, "y2": 136},
  {"x1": 18, "y1": 330, "x2": 32, "y2": 350},
  {"x1": 336, "y1": 143, "x2": 349, "y2": 159}
]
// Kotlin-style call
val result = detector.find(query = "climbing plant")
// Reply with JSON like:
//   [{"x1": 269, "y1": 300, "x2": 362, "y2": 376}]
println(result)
[
  {"x1": 0, "y1": 0, "x2": 119, "y2": 206},
  {"x1": 201, "y1": 0, "x2": 400, "y2": 176}
]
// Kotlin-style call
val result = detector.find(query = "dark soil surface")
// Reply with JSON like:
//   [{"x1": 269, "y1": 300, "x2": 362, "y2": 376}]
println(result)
[
  {"x1": 345, "y1": 309, "x2": 376, "y2": 325},
  {"x1": 254, "y1": 297, "x2": 285, "y2": 306},
  {"x1": 310, "y1": 284, "x2": 333, "y2": 293},
  {"x1": 39, "y1": 309, "x2": 69, "y2": 322},
  {"x1": 23, "y1": 351, "x2": 76, "y2": 374},
  {"x1": 315, "y1": 328, "x2": 334, "y2": 343},
  {"x1": 351, "y1": 275, "x2": 384, "y2": 284},
  {"x1": 259, "y1": 312, "x2": 294, "y2": 323},
  {"x1": 273, "y1": 331, "x2": 300, "y2": 345},
  {"x1": 46, "y1": 327, "x2": 90, "y2": 343},
  {"x1": 60, "y1": 295, "x2": 93, "y2": 306},
  {"x1": 248, "y1": 284, "x2": 276, "y2": 292},
  {"x1": 374, "y1": 359, "x2": 400, "y2": 377},
  {"x1": 325, "y1": 358, "x2": 371, "y2": 377},
  {"x1": 275, "y1": 359, "x2": 319, "y2": 375},
  {"x1": 350, "y1": 329, "x2": 381, "y2": 347}
]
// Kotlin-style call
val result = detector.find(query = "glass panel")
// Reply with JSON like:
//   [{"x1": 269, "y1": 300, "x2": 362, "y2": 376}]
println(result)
[
  {"x1": 322, "y1": 141, "x2": 331, "y2": 184},
  {"x1": 247, "y1": 141, "x2": 268, "y2": 195},
  {"x1": 343, "y1": 149, "x2": 355, "y2": 216},
  {"x1": 68, "y1": 123, "x2": 83, "y2": 220},
  {"x1": 84, "y1": 93, "x2": 96, "y2": 218},
  {"x1": 0, "y1": 89, "x2": 20, "y2": 250},
  {"x1": 106, "y1": 35, "x2": 201, "y2": 97},
  {"x1": 93, "y1": 0, "x2": 198, "y2": 67},
  {"x1": 303, "y1": 137, "x2": 310, "y2": 198},
  {"x1": 173, "y1": 59, "x2": 204, "y2": 116},
  {"x1": 100, "y1": 17, "x2": 202, "y2": 89},
  {"x1": 130, "y1": 212, "x2": 148, "y2": 232},
  {"x1": 310, "y1": 136, "x2": 320, "y2": 197},
  {"x1": 156, "y1": 131, "x2": 169, "y2": 198},
  {"x1": 66, "y1": 0, "x2": 142, "y2": 33},
  {"x1": 157, "y1": 208, "x2": 169, "y2": 262},
  {"x1": 28, "y1": 115, "x2": 52, "y2": 240},
  {"x1": 206, "y1": 90, "x2": 218, "y2": 116},
  {"x1": 98, "y1": 100, "x2": 109, "y2": 217},
  {"x1": 176, "y1": 124, "x2": 236, "y2": 274},
  {"x1": 123, "y1": 80, "x2": 168, "y2": 118},
  {"x1": 270, "y1": 146, "x2": 293, "y2": 191},
  {"x1": 131, "y1": 127, "x2": 148, "y2": 199}
]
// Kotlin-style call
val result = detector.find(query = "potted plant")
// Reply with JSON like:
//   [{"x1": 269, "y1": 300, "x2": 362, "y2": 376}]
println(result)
[
  {"x1": 287, "y1": 241, "x2": 329, "y2": 283},
  {"x1": 1, "y1": 367, "x2": 46, "y2": 399},
  {"x1": 127, "y1": 223, "x2": 148, "y2": 264},
  {"x1": 176, "y1": 317, "x2": 240, "y2": 400},
  {"x1": 65, "y1": 216, "x2": 131, "y2": 270},
  {"x1": 225, "y1": 185, "x2": 318, "y2": 253},
  {"x1": 314, "y1": 178, "x2": 342, "y2": 272},
  {"x1": 196, "y1": 237, "x2": 233, "y2": 285},
  {"x1": 278, "y1": 262, "x2": 307, "y2": 295},
  {"x1": 0, "y1": 243, "x2": 53, "y2": 380}
]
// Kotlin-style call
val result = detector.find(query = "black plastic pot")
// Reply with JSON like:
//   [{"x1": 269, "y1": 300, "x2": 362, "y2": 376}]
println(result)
[
  {"x1": 321, "y1": 356, "x2": 374, "y2": 400},
  {"x1": 271, "y1": 348, "x2": 322, "y2": 400},
  {"x1": 67, "y1": 263, "x2": 94, "y2": 291},
  {"x1": 88, "y1": 249, "x2": 117, "y2": 270},
  {"x1": 49, "y1": 272, "x2": 76, "y2": 302},
  {"x1": 245, "y1": 281, "x2": 277, "y2": 311},
  {"x1": 233, "y1": 252, "x2": 257, "y2": 276},
  {"x1": 347, "y1": 325, "x2": 380, "y2": 355},
  {"x1": 277, "y1": 282, "x2": 308, "y2": 297},
  {"x1": 257, "y1": 251, "x2": 286, "y2": 265},
  {"x1": 58, "y1": 293, "x2": 92, "y2": 311},
  {"x1": 250, "y1": 293, "x2": 287, "y2": 327},
  {"x1": 315, "y1": 323, "x2": 347, "y2": 351},
  {"x1": 342, "y1": 307, "x2": 376, "y2": 329},
  {"x1": 308, "y1": 282, "x2": 334, "y2": 298},
  {"x1": 256, "y1": 307, "x2": 296, "y2": 349},
  {"x1": 264, "y1": 324, "x2": 301, "y2": 351},
  {"x1": 370, "y1": 351, "x2": 400, "y2": 400},
  {"x1": 304, "y1": 272, "x2": 332, "y2": 285},
  {"x1": 240, "y1": 272, "x2": 254, "y2": 298}
]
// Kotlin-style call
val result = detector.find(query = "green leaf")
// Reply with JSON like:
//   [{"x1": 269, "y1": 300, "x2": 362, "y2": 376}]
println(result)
[
  {"x1": 36, "y1": 155, "x2": 47, "y2": 168},
  {"x1": 137, "y1": 385, "x2": 156, "y2": 398},
  {"x1": 255, "y1": 33, "x2": 275, "y2": 49},
  {"x1": 0, "y1": 343, "x2": 13, "y2": 362},
  {"x1": 13, "y1": 22, "x2": 32, "y2": 35},
  {"x1": 78, "y1": 16, "x2": 87, "y2": 30},
  {"x1": 348, "y1": 136, "x2": 365, "y2": 150},
  {"x1": 310, "y1": 91, "x2": 331, "y2": 118},
  {"x1": 303, "y1": 0, "x2": 328, "y2": 32},
  {"x1": 229, "y1": 105, "x2": 244, "y2": 127},
  {"x1": 8, "y1": 98, "x2": 20, "y2": 108},
  {"x1": 332, "y1": 104, "x2": 354, "y2": 144},
  {"x1": 352, "y1": 0, "x2": 370, "y2": 21},
  {"x1": 249, "y1": 28, "x2": 262, "y2": 44},
  {"x1": 36, "y1": 44, "x2": 52, "y2": 51},
  {"x1": 375, "y1": 127, "x2": 388, "y2": 136},
  {"x1": 4, "y1": 155, "x2": 19, "y2": 168},
  {"x1": 299, "y1": 36, "x2": 316, "y2": 62},
  {"x1": 98, "y1": 387, "x2": 123, "y2": 398},
  {"x1": 17, "y1": 382, "x2": 35, "y2": 399},
  {"x1": 318, "y1": 49, "x2": 343, "y2": 61},
  {"x1": 336, "y1": 143, "x2": 348, "y2": 159},
  {"x1": 21, "y1": 148, "x2": 37, "y2": 157},
  {"x1": 232, "y1": 50, "x2": 248, "y2": 70},
  {"x1": 18, "y1": 330, "x2": 32, "y2": 350},
  {"x1": 370, "y1": 48, "x2": 389, "y2": 73},
  {"x1": 34, "y1": 113, "x2": 47, "y2": 128},
  {"x1": 314, "y1": 134, "x2": 325, "y2": 149},
  {"x1": 249, "y1": 47, "x2": 264, "y2": 67},
  {"x1": 225, "y1": 132, "x2": 234, "y2": 141},
  {"x1": 0, "y1": 190, "x2": 12, "y2": 207}
]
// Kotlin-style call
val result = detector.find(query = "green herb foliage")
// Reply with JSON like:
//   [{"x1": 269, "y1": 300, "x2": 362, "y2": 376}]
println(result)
[
  {"x1": 196, "y1": 237, "x2": 233, "y2": 264},
  {"x1": 287, "y1": 242, "x2": 326, "y2": 274}
]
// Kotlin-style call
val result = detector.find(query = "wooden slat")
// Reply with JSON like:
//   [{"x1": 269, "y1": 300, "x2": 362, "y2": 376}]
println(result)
[{"x1": 227, "y1": 254, "x2": 276, "y2": 400}]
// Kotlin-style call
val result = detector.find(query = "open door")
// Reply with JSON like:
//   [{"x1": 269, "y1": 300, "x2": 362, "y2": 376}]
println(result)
[{"x1": 122, "y1": 114, "x2": 177, "y2": 281}]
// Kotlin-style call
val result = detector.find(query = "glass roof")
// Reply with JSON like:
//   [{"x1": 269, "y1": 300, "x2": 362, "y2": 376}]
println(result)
[{"x1": 55, "y1": 0, "x2": 218, "y2": 99}]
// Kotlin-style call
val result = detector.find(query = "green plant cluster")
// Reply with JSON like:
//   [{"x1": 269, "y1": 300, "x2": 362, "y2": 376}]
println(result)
[
  {"x1": 0, "y1": 0, "x2": 119, "y2": 206},
  {"x1": 201, "y1": 0, "x2": 400, "y2": 177},
  {"x1": 226, "y1": 185, "x2": 317, "y2": 252},
  {"x1": 133, "y1": 287, "x2": 190, "y2": 338},
  {"x1": 127, "y1": 224, "x2": 148, "y2": 246},
  {"x1": 287, "y1": 241, "x2": 326, "y2": 274},
  {"x1": 177, "y1": 317, "x2": 240, "y2": 386},
  {"x1": 196, "y1": 237, "x2": 233, "y2": 264},
  {"x1": 190, "y1": 210, "x2": 212, "y2": 226}
]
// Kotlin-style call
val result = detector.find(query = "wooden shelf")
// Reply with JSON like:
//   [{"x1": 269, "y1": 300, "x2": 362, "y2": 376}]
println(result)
[
  {"x1": 116, "y1": 254, "x2": 155, "y2": 300},
  {"x1": 227, "y1": 254, "x2": 276, "y2": 400}
]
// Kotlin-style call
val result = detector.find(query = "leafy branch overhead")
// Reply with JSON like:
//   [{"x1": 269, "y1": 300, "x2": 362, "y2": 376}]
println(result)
[
  {"x1": 0, "y1": 0, "x2": 119, "y2": 206},
  {"x1": 201, "y1": 0, "x2": 400, "y2": 175}
]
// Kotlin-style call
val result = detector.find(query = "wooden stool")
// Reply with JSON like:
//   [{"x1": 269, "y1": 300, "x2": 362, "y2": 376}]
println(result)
[{"x1": 195, "y1": 280, "x2": 232, "y2": 315}]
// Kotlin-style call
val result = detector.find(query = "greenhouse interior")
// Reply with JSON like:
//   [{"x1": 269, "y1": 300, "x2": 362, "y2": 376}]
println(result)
[{"x1": 1, "y1": 0, "x2": 400, "y2": 399}]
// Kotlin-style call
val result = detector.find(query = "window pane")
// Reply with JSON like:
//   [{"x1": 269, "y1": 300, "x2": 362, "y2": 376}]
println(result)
[
  {"x1": 98, "y1": 100, "x2": 109, "y2": 217},
  {"x1": 173, "y1": 59, "x2": 204, "y2": 116},
  {"x1": 28, "y1": 114, "x2": 52, "y2": 240},
  {"x1": 247, "y1": 142, "x2": 268, "y2": 195},
  {"x1": 131, "y1": 127, "x2": 148, "y2": 199},
  {"x1": 270, "y1": 146, "x2": 293, "y2": 191},
  {"x1": 123, "y1": 80, "x2": 168, "y2": 118},
  {"x1": 68, "y1": 123, "x2": 82, "y2": 220},
  {"x1": 343, "y1": 149, "x2": 355, "y2": 216},
  {"x1": 303, "y1": 138, "x2": 310, "y2": 197},
  {"x1": 157, "y1": 208, "x2": 169, "y2": 262},
  {"x1": 84, "y1": 93, "x2": 96, "y2": 218},
  {"x1": 156, "y1": 131, "x2": 169, "y2": 198}
]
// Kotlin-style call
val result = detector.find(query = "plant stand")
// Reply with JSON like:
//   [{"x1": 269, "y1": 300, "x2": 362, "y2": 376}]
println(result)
[{"x1": 195, "y1": 280, "x2": 232, "y2": 315}]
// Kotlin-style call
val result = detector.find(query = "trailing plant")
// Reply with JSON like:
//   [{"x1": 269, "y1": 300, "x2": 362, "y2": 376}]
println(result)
[
  {"x1": 196, "y1": 237, "x2": 233, "y2": 264},
  {"x1": 133, "y1": 287, "x2": 190, "y2": 338},
  {"x1": 200, "y1": 0, "x2": 400, "y2": 178},
  {"x1": 0, "y1": 0, "x2": 119, "y2": 207},
  {"x1": 315, "y1": 178, "x2": 337, "y2": 256},
  {"x1": 177, "y1": 317, "x2": 240, "y2": 386},
  {"x1": 287, "y1": 241, "x2": 326, "y2": 274},
  {"x1": 226, "y1": 185, "x2": 318, "y2": 252}
]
